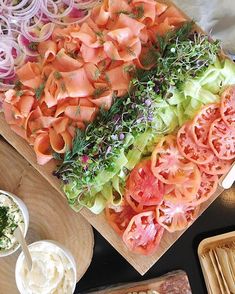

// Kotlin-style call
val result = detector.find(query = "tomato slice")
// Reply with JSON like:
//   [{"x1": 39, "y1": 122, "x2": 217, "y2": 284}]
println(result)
[
  {"x1": 191, "y1": 103, "x2": 220, "y2": 148},
  {"x1": 125, "y1": 159, "x2": 164, "y2": 206},
  {"x1": 221, "y1": 85, "x2": 235, "y2": 129},
  {"x1": 156, "y1": 199, "x2": 200, "y2": 233},
  {"x1": 164, "y1": 164, "x2": 201, "y2": 202},
  {"x1": 209, "y1": 118, "x2": 235, "y2": 160},
  {"x1": 105, "y1": 201, "x2": 136, "y2": 236},
  {"x1": 198, "y1": 155, "x2": 233, "y2": 175},
  {"x1": 190, "y1": 171, "x2": 218, "y2": 206},
  {"x1": 125, "y1": 194, "x2": 156, "y2": 213},
  {"x1": 151, "y1": 135, "x2": 197, "y2": 184},
  {"x1": 164, "y1": 165, "x2": 201, "y2": 203},
  {"x1": 122, "y1": 211, "x2": 164, "y2": 255},
  {"x1": 177, "y1": 122, "x2": 214, "y2": 164}
]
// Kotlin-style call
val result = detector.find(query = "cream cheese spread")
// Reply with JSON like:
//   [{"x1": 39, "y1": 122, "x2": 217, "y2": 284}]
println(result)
[{"x1": 16, "y1": 242, "x2": 76, "y2": 294}]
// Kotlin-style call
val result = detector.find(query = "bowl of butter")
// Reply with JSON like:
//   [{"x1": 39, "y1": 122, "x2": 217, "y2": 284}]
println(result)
[{"x1": 15, "y1": 240, "x2": 77, "y2": 294}]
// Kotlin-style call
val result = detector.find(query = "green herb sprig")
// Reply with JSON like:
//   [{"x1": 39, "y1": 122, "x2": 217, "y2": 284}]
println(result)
[
  {"x1": 0, "y1": 207, "x2": 8, "y2": 238},
  {"x1": 35, "y1": 83, "x2": 45, "y2": 99}
]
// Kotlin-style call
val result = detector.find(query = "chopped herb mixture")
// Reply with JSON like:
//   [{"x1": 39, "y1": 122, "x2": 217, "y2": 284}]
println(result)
[{"x1": 0, "y1": 194, "x2": 24, "y2": 251}]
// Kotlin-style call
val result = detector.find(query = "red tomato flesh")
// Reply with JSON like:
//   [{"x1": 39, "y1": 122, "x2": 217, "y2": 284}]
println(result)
[
  {"x1": 151, "y1": 135, "x2": 198, "y2": 184},
  {"x1": 221, "y1": 85, "x2": 235, "y2": 129},
  {"x1": 125, "y1": 193, "x2": 156, "y2": 213},
  {"x1": 198, "y1": 155, "x2": 233, "y2": 175},
  {"x1": 125, "y1": 159, "x2": 164, "y2": 206},
  {"x1": 177, "y1": 122, "x2": 214, "y2": 164},
  {"x1": 156, "y1": 198, "x2": 200, "y2": 233},
  {"x1": 122, "y1": 211, "x2": 164, "y2": 255},
  {"x1": 105, "y1": 200, "x2": 136, "y2": 236},
  {"x1": 172, "y1": 164, "x2": 201, "y2": 202},
  {"x1": 191, "y1": 103, "x2": 220, "y2": 148},
  {"x1": 190, "y1": 170, "x2": 218, "y2": 206},
  {"x1": 209, "y1": 118, "x2": 235, "y2": 160}
]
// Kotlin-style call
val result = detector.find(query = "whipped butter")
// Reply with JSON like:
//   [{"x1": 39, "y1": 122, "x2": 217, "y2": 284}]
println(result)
[{"x1": 16, "y1": 241, "x2": 76, "y2": 294}]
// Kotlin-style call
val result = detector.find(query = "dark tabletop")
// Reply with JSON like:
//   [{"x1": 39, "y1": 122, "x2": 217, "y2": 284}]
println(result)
[{"x1": 75, "y1": 187, "x2": 235, "y2": 294}]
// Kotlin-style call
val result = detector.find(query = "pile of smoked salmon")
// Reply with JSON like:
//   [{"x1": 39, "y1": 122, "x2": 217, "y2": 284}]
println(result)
[{"x1": 1, "y1": 0, "x2": 186, "y2": 165}]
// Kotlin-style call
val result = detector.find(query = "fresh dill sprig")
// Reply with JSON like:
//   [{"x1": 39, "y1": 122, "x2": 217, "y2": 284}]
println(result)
[
  {"x1": 35, "y1": 83, "x2": 45, "y2": 99},
  {"x1": 0, "y1": 207, "x2": 8, "y2": 238},
  {"x1": 28, "y1": 42, "x2": 39, "y2": 51}
]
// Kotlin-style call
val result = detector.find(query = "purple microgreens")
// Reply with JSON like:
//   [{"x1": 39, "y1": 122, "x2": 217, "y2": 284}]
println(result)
[
  {"x1": 145, "y1": 99, "x2": 152, "y2": 106},
  {"x1": 111, "y1": 134, "x2": 118, "y2": 140},
  {"x1": 81, "y1": 155, "x2": 89, "y2": 163},
  {"x1": 119, "y1": 133, "x2": 125, "y2": 140},
  {"x1": 105, "y1": 146, "x2": 112, "y2": 158}
]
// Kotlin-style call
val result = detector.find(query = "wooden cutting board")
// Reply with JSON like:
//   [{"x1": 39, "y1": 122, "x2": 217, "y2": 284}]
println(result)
[
  {"x1": 87, "y1": 270, "x2": 192, "y2": 293},
  {"x1": 0, "y1": 140, "x2": 94, "y2": 294},
  {"x1": 0, "y1": 0, "x2": 234, "y2": 275}
]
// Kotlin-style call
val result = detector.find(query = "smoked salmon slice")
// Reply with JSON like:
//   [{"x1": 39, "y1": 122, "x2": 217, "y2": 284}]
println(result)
[
  {"x1": 34, "y1": 132, "x2": 53, "y2": 165},
  {"x1": 16, "y1": 62, "x2": 42, "y2": 89},
  {"x1": 61, "y1": 68, "x2": 95, "y2": 97},
  {"x1": 49, "y1": 128, "x2": 72, "y2": 154},
  {"x1": 65, "y1": 105, "x2": 98, "y2": 122},
  {"x1": 106, "y1": 64, "x2": 131, "y2": 92},
  {"x1": 38, "y1": 40, "x2": 57, "y2": 64},
  {"x1": 52, "y1": 49, "x2": 84, "y2": 72}
]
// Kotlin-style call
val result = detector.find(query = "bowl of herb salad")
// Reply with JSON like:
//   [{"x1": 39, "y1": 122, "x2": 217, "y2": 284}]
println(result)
[{"x1": 0, "y1": 190, "x2": 29, "y2": 257}]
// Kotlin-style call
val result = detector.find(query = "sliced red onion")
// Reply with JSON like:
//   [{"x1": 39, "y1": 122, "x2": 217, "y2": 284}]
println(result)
[
  {"x1": 63, "y1": 0, "x2": 98, "y2": 9},
  {"x1": 41, "y1": 0, "x2": 74, "y2": 19},
  {"x1": 21, "y1": 21, "x2": 55, "y2": 42},
  {"x1": 0, "y1": 15, "x2": 11, "y2": 36},
  {"x1": 17, "y1": 34, "x2": 40, "y2": 57},
  {"x1": 52, "y1": 8, "x2": 90, "y2": 25},
  {"x1": 0, "y1": 0, "x2": 99, "y2": 89},
  {"x1": 0, "y1": 0, "x2": 30, "y2": 11}
]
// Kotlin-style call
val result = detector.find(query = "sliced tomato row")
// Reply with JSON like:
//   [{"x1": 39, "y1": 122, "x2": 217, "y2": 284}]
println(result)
[
  {"x1": 179, "y1": 86, "x2": 235, "y2": 162},
  {"x1": 105, "y1": 85, "x2": 235, "y2": 256}
]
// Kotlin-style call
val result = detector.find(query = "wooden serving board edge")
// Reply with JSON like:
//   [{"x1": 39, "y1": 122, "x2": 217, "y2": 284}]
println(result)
[{"x1": 0, "y1": 0, "x2": 229, "y2": 275}]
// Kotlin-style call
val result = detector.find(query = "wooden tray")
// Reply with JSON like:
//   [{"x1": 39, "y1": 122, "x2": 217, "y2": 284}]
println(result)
[
  {"x1": 0, "y1": 0, "x2": 233, "y2": 275},
  {"x1": 0, "y1": 140, "x2": 94, "y2": 294},
  {"x1": 198, "y1": 231, "x2": 235, "y2": 294},
  {"x1": 87, "y1": 270, "x2": 192, "y2": 293}
]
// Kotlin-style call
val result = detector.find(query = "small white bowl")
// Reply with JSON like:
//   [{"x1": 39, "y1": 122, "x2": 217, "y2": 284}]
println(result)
[
  {"x1": 15, "y1": 240, "x2": 77, "y2": 294},
  {"x1": 0, "y1": 190, "x2": 29, "y2": 257}
]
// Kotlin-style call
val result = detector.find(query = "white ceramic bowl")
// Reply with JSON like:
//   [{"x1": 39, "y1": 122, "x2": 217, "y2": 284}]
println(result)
[
  {"x1": 0, "y1": 190, "x2": 29, "y2": 257},
  {"x1": 15, "y1": 240, "x2": 77, "y2": 294}
]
